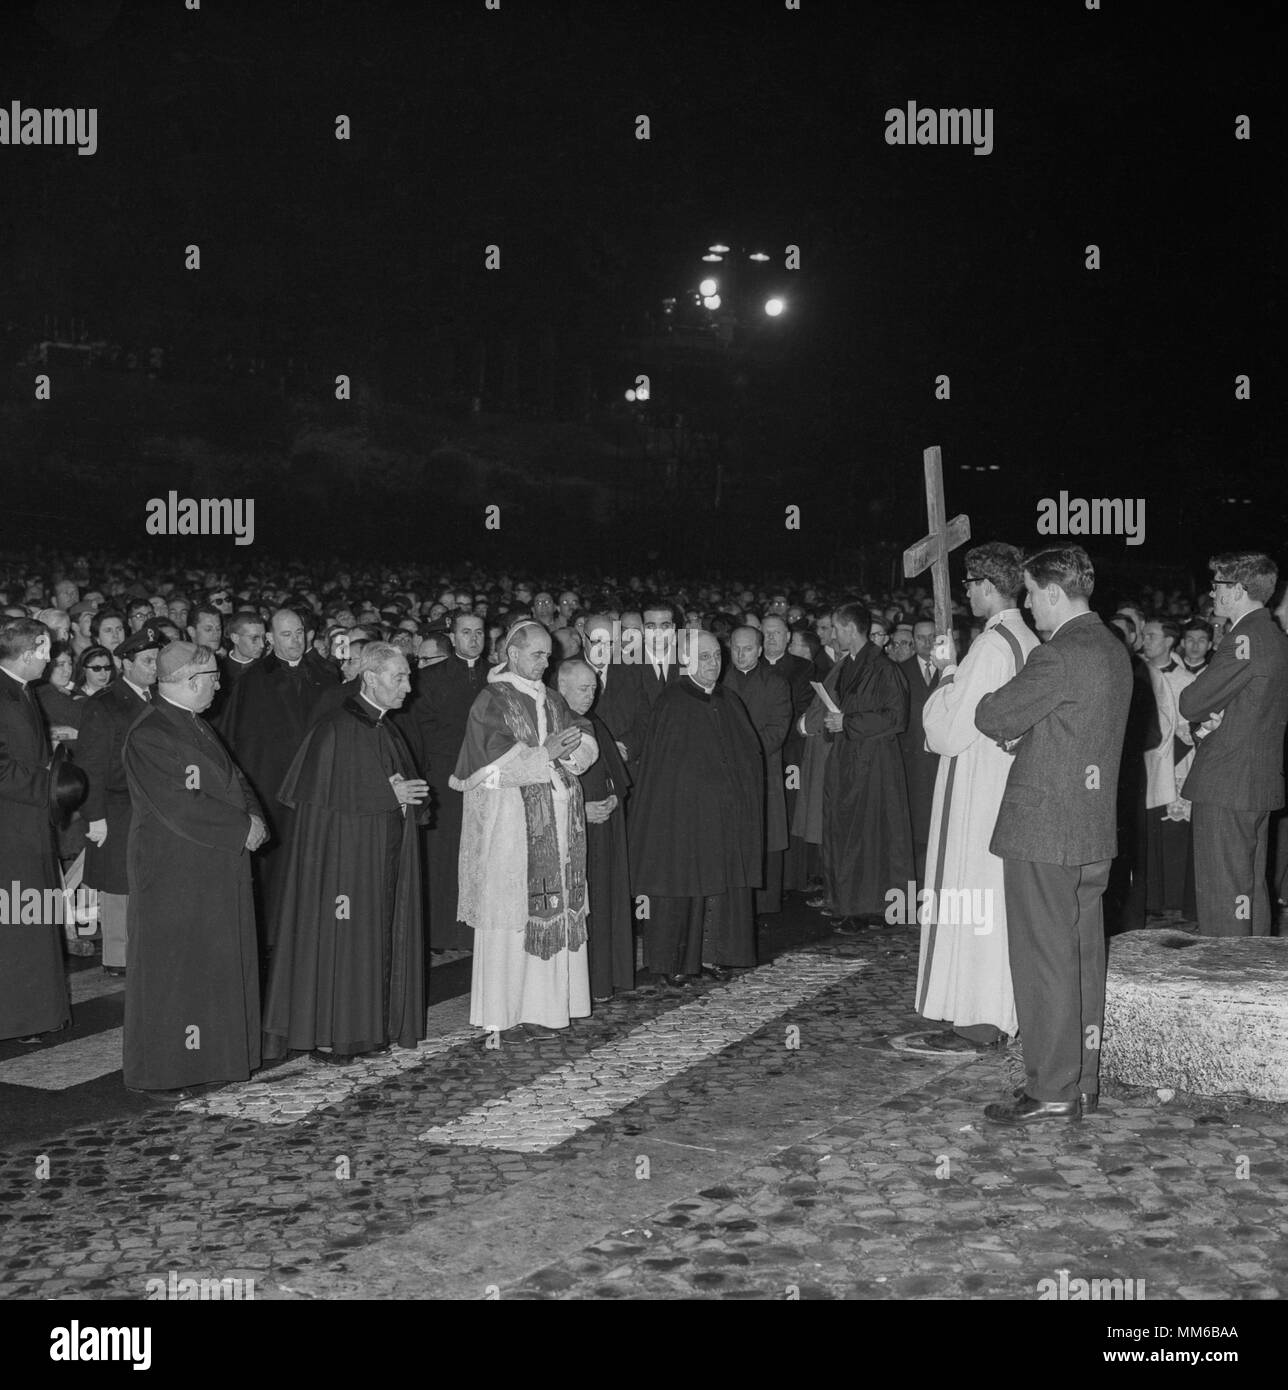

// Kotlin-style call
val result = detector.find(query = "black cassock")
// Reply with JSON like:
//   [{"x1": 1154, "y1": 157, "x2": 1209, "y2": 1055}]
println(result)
[
  {"x1": 263, "y1": 696, "x2": 427, "y2": 1058},
  {"x1": 122, "y1": 698, "x2": 261, "y2": 1089},
  {"x1": 0, "y1": 669, "x2": 69, "y2": 1041},
  {"x1": 397, "y1": 654, "x2": 487, "y2": 951},
  {"x1": 579, "y1": 711, "x2": 634, "y2": 997},
  {"x1": 629, "y1": 678, "x2": 763, "y2": 974},
  {"x1": 807, "y1": 643, "x2": 913, "y2": 917},
  {"x1": 216, "y1": 649, "x2": 338, "y2": 948}
]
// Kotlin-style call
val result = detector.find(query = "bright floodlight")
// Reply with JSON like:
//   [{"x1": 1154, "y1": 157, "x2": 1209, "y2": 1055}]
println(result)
[
  {"x1": 748, "y1": 251, "x2": 770, "y2": 262},
  {"x1": 625, "y1": 389, "x2": 636, "y2": 401},
  {"x1": 702, "y1": 294, "x2": 721, "y2": 310},
  {"x1": 698, "y1": 277, "x2": 718, "y2": 297},
  {"x1": 701, "y1": 253, "x2": 723, "y2": 262},
  {"x1": 764, "y1": 297, "x2": 785, "y2": 317},
  {"x1": 708, "y1": 243, "x2": 730, "y2": 254},
  {"x1": 636, "y1": 384, "x2": 649, "y2": 401}
]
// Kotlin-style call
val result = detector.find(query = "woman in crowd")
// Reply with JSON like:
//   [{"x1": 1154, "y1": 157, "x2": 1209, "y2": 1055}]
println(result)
[{"x1": 74, "y1": 644, "x2": 116, "y2": 697}]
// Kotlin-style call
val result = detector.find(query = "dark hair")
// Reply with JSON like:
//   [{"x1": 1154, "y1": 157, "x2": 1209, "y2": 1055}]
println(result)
[
  {"x1": 1024, "y1": 546, "x2": 1095, "y2": 601},
  {"x1": 1181, "y1": 617, "x2": 1212, "y2": 639},
  {"x1": 1208, "y1": 551, "x2": 1277, "y2": 605},
  {"x1": 964, "y1": 541, "x2": 1025, "y2": 600},
  {"x1": 187, "y1": 603, "x2": 222, "y2": 631},
  {"x1": 1150, "y1": 617, "x2": 1181, "y2": 645},
  {"x1": 89, "y1": 608, "x2": 126, "y2": 643},
  {"x1": 74, "y1": 644, "x2": 115, "y2": 688},
  {"x1": 228, "y1": 610, "x2": 266, "y2": 637},
  {"x1": 792, "y1": 629, "x2": 822, "y2": 659},
  {"x1": 832, "y1": 599, "x2": 867, "y2": 631},
  {"x1": 641, "y1": 598, "x2": 677, "y2": 624},
  {"x1": 0, "y1": 617, "x2": 50, "y2": 662}
]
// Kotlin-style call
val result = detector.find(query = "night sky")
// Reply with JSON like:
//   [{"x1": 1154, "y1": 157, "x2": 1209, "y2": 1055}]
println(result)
[{"x1": 1, "y1": 0, "x2": 1283, "y2": 580}]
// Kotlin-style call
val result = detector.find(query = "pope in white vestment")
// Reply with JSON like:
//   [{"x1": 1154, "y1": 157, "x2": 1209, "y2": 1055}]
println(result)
[
  {"x1": 915, "y1": 606, "x2": 1039, "y2": 1038},
  {"x1": 451, "y1": 622, "x2": 598, "y2": 1035}
]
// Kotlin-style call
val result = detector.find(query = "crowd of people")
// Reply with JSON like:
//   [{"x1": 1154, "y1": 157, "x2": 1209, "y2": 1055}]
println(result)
[{"x1": 1, "y1": 544, "x2": 1286, "y2": 1122}]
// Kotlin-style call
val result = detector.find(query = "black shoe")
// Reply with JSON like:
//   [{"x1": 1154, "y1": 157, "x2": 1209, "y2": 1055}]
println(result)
[
  {"x1": 698, "y1": 964, "x2": 733, "y2": 981},
  {"x1": 312, "y1": 1049, "x2": 358, "y2": 1066},
  {"x1": 986, "y1": 1094, "x2": 1081, "y2": 1125},
  {"x1": 832, "y1": 917, "x2": 869, "y2": 935},
  {"x1": 103, "y1": 965, "x2": 126, "y2": 977},
  {"x1": 1011, "y1": 1084, "x2": 1097, "y2": 1112},
  {"x1": 805, "y1": 894, "x2": 832, "y2": 910},
  {"x1": 522, "y1": 1022, "x2": 564, "y2": 1040}
]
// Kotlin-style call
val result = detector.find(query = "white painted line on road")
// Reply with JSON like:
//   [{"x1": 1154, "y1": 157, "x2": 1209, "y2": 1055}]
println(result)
[
  {"x1": 178, "y1": 994, "x2": 478, "y2": 1124},
  {"x1": 0, "y1": 1028, "x2": 123, "y2": 1090},
  {"x1": 416, "y1": 953, "x2": 865, "y2": 1154}
]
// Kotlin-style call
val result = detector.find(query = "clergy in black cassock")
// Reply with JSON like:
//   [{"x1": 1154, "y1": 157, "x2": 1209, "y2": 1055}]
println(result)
[
  {"x1": 216, "y1": 608, "x2": 338, "y2": 954},
  {"x1": 398, "y1": 613, "x2": 488, "y2": 952},
  {"x1": 722, "y1": 627, "x2": 792, "y2": 916},
  {"x1": 0, "y1": 620, "x2": 71, "y2": 1042},
  {"x1": 801, "y1": 602, "x2": 913, "y2": 929},
  {"x1": 629, "y1": 632, "x2": 764, "y2": 984},
  {"x1": 121, "y1": 642, "x2": 266, "y2": 1093},
  {"x1": 262, "y1": 643, "x2": 429, "y2": 1063},
  {"x1": 557, "y1": 659, "x2": 634, "y2": 999}
]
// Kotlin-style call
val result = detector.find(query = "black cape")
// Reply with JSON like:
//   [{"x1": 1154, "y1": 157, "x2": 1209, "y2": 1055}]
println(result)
[
  {"x1": 629, "y1": 677, "x2": 764, "y2": 896},
  {"x1": 263, "y1": 697, "x2": 426, "y2": 1057}
]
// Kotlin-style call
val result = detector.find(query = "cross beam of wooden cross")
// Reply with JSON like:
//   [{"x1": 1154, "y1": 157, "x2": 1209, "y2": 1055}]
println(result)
[{"x1": 902, "y1": 445, "x2": 971, "y2": 636}]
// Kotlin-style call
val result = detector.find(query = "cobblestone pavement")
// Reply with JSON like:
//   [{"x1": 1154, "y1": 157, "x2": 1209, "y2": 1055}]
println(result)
[{"x1": 1, "y1": 915, "x2": 1284, "y2": 1301}]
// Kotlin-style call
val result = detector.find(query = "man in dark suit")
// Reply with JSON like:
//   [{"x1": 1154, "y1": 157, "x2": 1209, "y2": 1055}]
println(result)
[
  {"x1": 1179, "y1": 552, "x2": 1288, "y2": 938},
  {"x1": 0, "y1": 619, "x2": 71, "y2": 1043},
  {"x1": 975, "y1": 547, "x2": 1131, "y2": 1125},
  {"x1": 78, "y1": 628, "x2": 163, "y2": 976},
  {"x1": 398, "y1": 611, "x2": 488, "y2": 953},
  {"x1": 638, "y1": 599, "x2": 684, "y2": 714},
  {"x1": 897, "y1": 619, "x2": 942, "y2": 883}
]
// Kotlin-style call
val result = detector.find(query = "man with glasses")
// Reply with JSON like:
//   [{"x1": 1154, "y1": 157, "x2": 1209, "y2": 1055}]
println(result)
[
  {"x1": 1179, "y1": 553, "x2": 1288, "y2": 937},
  {"x1": 121, "y1": 642, "x2": 267, "y2": 1097}
]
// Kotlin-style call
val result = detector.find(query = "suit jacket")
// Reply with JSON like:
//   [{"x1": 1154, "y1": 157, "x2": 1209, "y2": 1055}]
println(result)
[
  {"x1": 975, "y1": 611, "x2": 1132, "y2": 865},
  {"x1": 78, "y1": 678, "x2": 151, "y2": 894},
  {"x1": 896, "y1": 653, "x2": 941, "y2": 843},
  {"x1": 590, "y1": 660, "x2": 650, "y2": 764},
  {"x1": 1178, "y1": 606, "x2": 1288, "y2": 811}
]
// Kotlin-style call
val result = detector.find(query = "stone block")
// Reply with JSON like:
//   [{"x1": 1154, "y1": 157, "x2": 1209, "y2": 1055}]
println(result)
[{"x1": 1102, "y1": 930, "x2": 1288, "y2": 1102}]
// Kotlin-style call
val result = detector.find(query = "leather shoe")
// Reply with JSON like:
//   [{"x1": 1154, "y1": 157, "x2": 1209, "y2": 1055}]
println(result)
[
  {"x1": 1011, "y1": 1084, "x2": 1098, "y2": 1113},
  {"x1": 805, "y1": 894, "x2": 832, "y2": 910},
  {"x1": 986, "y1": 1094, "x2": 1081, "y2": 1125},
  {"x1": 832, "y1": 917, "x2": 866, "y2": 934},
  {"x1": 698, "y1": 965, "x2": 732, "y2": 981},
  {"x1": 905, "y1": 1029, "x2": 988, "y2": 1054},
  {"x1": 522, "y1": 1022, "x2": 564, "y2": 1039},
  {"x1": 103, "y1": 965, "x2": 126, "y2": 977},
  {"x1": 312, "y1": 1049, "x2": 359, "y2": 1066}
]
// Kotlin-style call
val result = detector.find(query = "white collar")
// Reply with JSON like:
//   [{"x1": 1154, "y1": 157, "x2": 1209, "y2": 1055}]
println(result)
[
  {"x1": 489, "y1": 668, "x2": 546, "y2": 701},
  {"x1": 358, "y1": 692, "x2": 386, "y2": 721}
]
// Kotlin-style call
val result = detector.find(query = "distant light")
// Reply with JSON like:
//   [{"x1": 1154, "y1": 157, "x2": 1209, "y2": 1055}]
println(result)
[
  {"x1": 988, "y1": 464, "x2": 1000, "y2": 471},
  {"x1": 975, "y1": 465, "x2": 985, "y2": 471},
  {"x1": 708, "y1": 243, "x2": 730, "y2": 254},
  {"x1": 748, "y1": 252, "x2": 770, "y2": 262},
  {"x1": 764, "y1": 297, "x2": 785, "y2": 317},
  {"x1": 1243, "y1": 498, "x2": 1252, "y2": 504},
  {"x1": 698, "y1": 277, "x2": 718, "y2": 297},
  {"x1": 625, "y1": 389, "x2": 636, "y2": 401},
  {"x1": 702, "y1": 294, "x2": 721, "y2": 310},
  {"x1": 636, "y1": 385, "x2": 650, "y2": 401},
  {"x1": 702, "y1": 253, "x2": 724, "y2": 262}
]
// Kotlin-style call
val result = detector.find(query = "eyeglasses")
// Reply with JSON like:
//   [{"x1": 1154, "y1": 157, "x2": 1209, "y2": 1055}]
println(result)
[
  {"x1": 1210, "y1": 579, "x2": 1240, "y2": 590},
  {"x1": 964, "y1": 576, "x2": 986, "y2": 587},
  {"x1": 189, "y1": 669, "x2": 220, "y2": 681}
]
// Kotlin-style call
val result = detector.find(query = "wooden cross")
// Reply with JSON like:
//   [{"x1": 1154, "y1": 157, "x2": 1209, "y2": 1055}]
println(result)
[{"x1": 902, "y1": 445, "x2": 971, "y2": 636}]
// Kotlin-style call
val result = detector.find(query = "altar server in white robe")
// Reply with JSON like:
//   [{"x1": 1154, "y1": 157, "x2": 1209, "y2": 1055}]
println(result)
[
  {"x1": 912, "y1": 543, "x2": 1039, "y2": 1051},
  {"x1": 452, "y1": 621, "x2": 598, "y2": 1041}
]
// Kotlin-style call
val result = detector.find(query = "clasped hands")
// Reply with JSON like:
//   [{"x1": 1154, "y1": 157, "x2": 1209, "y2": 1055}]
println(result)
[{"x1": 389, "y1": 773, "x2": 429, "y2": 807}]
